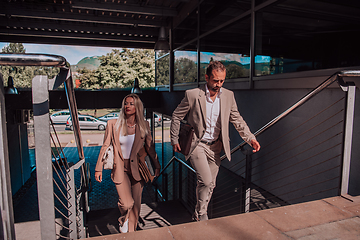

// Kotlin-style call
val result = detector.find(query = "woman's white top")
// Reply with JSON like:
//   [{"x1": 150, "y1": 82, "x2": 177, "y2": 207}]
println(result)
[{"x1": 119, "y1": 134, "x2": 135, "y2": 159}]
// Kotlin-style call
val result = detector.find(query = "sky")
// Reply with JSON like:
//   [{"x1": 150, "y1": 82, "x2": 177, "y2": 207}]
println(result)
[
  {"x1": 0, "y1": 42, "x2": 121, "y2": 65},
  {"x1": 0, "y1": 42, "x2": 271, "y2": 65}
]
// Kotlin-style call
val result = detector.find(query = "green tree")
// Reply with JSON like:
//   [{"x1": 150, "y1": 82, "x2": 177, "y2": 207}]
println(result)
[
  {"x1": 2, "y1": 43, "x2": 26, "y2": 53},
  {"x1": 226, "y1": 63, "x2": 247, "y2": 79},
  {"x1": 78, "y1": 68, "x2": 98, "y2": 89},
  {"x1": 174, "y1": 57, "x2": 197, "y2": 83},
  {"x1": 155, "y1": 55, "x2": 169, "y2": 86},
  {"x1": 1, "y1": 43, "x2": 59, "y2": 88},
  {"x1": 79, "y1": 48, "x2": 155, "y2": 89},
  {"x1": 0, "y1": 43, "x2": 32, "y2": 88}
]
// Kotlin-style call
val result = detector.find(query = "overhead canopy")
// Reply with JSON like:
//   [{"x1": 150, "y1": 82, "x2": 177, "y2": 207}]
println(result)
[{"x1": 1, "y1": 0, "x2": 359, "y2": 56}]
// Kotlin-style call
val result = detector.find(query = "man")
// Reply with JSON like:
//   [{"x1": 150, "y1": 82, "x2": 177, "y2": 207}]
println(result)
[{"x1": 170, "y1": 61, "x2": 260, "y2": 221}]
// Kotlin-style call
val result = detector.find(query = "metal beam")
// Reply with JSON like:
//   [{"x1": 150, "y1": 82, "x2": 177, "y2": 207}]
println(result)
[
  {"x1": 71, "y1": 2, "x2": 177, "y2": 17},
  {"x1": 172, "y1": 0, "x2": 203, "y2": 29},
  {"x1": 0, "y1": 9, "x2": 163, "y2": 28},
  {"x1": 0, "y1": 29, "x2": 156, "y2": 44},
  {"x1": 0, "y1": 34, "x2": 155, "y2": 50},
  {"x1": 0, "y1": 17, "x2": 158, "y2": 36},
  {"x1": 174, "y1": 0, "x2": 279, "y2": 51}
]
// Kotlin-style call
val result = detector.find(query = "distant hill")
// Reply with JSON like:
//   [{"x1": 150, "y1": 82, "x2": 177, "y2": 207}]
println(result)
[{"x1": 72, "y1": 56, "x2": 101, "y2": 71}]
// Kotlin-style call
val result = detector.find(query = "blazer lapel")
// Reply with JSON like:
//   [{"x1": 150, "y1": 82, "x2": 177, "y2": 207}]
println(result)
[
  {"x1": 130, "y1": 124, "x2": 143, "y2": 159},
  {"x1": 220, "y1": 90, "x2": 226, "y2": 131},
  {"x1": 198, "y1": 85, "x2": 207, "y2": 127},
  {"x1": 113, "y1": 123, "x2": 124, "y2": 160}
]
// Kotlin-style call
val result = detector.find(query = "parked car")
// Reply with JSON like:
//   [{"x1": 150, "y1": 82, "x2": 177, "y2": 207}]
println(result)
[
  {"x1": 147, "y1": 114, "x2": 162, "y2": 127},
  {"x1": 50, "y1": 110, "x2": 71, "y2": 124},
  {"x1": 98, "y1": 112, "x2": 119, "y2": 122},
  {"x1": 66, "y1": 115, "x2": 107, "y2": 131},
  {"x1": 154, "y1": 113, "x2": 162, "y2": 126}
]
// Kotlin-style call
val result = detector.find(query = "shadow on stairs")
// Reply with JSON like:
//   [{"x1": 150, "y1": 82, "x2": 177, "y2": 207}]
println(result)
[{"x1": 87, "y1": 200, "x2": 192, "y2": 238}]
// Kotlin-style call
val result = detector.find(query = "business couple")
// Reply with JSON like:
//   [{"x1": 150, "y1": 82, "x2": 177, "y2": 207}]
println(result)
[
  {"x1": 94, "y1": 61, "x2": 260, "y2": 234},
  {"x1": 170, "y1": 61, "x2": 261, "y2": 221}
]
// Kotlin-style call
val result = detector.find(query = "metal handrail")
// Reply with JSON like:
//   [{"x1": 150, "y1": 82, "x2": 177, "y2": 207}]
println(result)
[
  {"x1": 0, "y1": 53, "x2": 88, "y2": 239},
  {"x1": 221, "y1": 70, "x2": 360, "y2": 161},
  {"x1": 0, "y1": 53, "x2": 66, "y2": 67},
  {"x1": 152, "y1": 154, "x2": 196, "y2": 205},
  {"x1": 0, "y1": 53, "x2": 84, "y2": 162},
  {"x1": 155, "y1": 155, "x2": 195, "y2": 180}
]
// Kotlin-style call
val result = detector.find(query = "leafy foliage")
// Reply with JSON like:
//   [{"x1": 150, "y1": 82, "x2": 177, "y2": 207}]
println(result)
[
  {"x1": 78, "y1": 48, "x2": 155, "y2": 89},
  {"x1": 174, "y1": 57, "x2": 197, "y2": 83},
  {"x1": 1, "y1": 43, "x2": 59, "y2": 88},
  {"x1": 155, "y1": 54, "x2": 169, "y2": 85}
]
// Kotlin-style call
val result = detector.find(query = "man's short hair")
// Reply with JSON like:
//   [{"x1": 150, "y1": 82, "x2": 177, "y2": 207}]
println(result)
[{"x1": 206, "y1": 61, "x2": 226, "y2": 77}]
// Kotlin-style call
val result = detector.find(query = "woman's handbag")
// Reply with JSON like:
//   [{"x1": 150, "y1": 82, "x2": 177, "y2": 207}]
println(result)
[
  {"x1": 178, "y1": 121, "x2": 194, "y2": 156},
  {"x1": 102, "y1": 144, "x2": 114, "y2": 170},
  {"x1": 137, "y1": 146, "x2": 155, "y2": 183}
]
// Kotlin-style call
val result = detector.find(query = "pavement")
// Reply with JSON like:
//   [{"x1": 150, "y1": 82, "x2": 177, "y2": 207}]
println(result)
[
  {"x1": 53, "y1": 129, "x2": 170, "y2": 148},
  {"x1": 88, "y1": 194, "x2": 360, "y2": 240},
  {"x1": 60, "y1": 132, "x2": 105, "y2": 147},
  {"x1": 14, "y1": 194, "x2": 360, "y2": 240}
]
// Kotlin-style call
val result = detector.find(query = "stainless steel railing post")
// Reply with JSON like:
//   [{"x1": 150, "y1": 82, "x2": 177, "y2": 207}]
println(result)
[
  {"x1": 0, "y1": 73, "x2": 16, "y2": 240},
  {"x1": 32, "y1": 74, "x2": 57, "y2": 240},
  {"x1": 340, "y1": 84, "x2": 356, "y2": 195},
  {"x1": 242, "y1": 148, "x2": 253, "y2": 213}
]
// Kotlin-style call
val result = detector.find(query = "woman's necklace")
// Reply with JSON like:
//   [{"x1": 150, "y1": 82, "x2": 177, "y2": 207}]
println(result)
[{"x1": 127, "y1": 123, "x2": 136, "y2": 128}]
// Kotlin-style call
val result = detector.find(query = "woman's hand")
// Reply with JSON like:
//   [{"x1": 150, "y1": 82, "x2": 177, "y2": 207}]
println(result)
[
  {"x1": 155, "y1": 168, "x2": 160, "y2": 177},
  {"x1": 95, "y1": 171, "x2": 102, "y2": 183}
]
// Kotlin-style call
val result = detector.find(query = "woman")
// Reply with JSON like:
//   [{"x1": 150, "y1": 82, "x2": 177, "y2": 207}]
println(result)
[{"x1": 95, "y1": 93, "x2": 161, "y2": 233}]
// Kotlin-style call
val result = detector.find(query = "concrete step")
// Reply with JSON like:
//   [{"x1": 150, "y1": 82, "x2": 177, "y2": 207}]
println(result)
[{"x1": 88, "y1": 195, "x2": 360, "y2": 240}]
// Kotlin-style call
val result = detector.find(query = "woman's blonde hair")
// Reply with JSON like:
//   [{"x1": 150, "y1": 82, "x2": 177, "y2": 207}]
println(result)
[{"x1": 115, "y1": 93, "x2": 148, "y2": 138}]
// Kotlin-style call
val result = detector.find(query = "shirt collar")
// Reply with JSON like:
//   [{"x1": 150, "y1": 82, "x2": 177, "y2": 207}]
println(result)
[{"x1": 205, "y1": 84, "x2": 222, "y2": 100}]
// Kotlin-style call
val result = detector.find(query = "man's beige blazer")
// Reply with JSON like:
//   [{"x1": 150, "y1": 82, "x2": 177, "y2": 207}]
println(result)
[
  {"x1": 95, "y1": 119, "x2": 160, "y2": 184},
  {"x1": 170, "y1": 85, "x2": 256, "y2": 161}
]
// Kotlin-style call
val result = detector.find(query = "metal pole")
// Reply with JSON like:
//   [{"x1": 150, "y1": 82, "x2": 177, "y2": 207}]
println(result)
[
  {"x1": 161, "y1": 113, "x2": 164, "y2": 169},
  {"x1": 340, "y1": 84, "x2": 356, "y2": 195},
  {"x1": 249, "y1": 0, "x2": 255, "y2": 89},
  {"x1": 169, "y1": 21, "x2": 174, "y2": 92},
  {"x1": 243, "y1": 149, "x2": 253, "y2": 213},
  {"x1": 197, "y1": 3, "x2": 201, "y2": 87},
  {"x1": 68, "y1": 167, "x2": 77, "y2": 240},
  {"x1": 173, "y1": 161, "x2": 176, "y2": 200},
  {"x1": 179, "y1": 163, "x2": 182, "y2": 201},
  {"x1": 164, "y1": 173, "x2": 168, "y2": 201},
  {"x1": 155, "y1": 52, "x2": 157, "y2": 87},
  {"x1": 0, "y1": 74, "x2": 16, "y2": 240},
  {"x1": 32, "y1": 75, "x2": 56, "y2": 240}
]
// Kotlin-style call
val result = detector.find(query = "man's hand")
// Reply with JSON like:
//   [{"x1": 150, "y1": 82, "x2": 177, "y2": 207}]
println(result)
[
  {"x1": 251, "y1": 139, "x2": 261, "y2": 153},
  {"x1": 154, "y1": 168, "x2": 160, "y2": 177},
  {"x1": 95, "y1": 171, "x2": 102, "y2": 183},
  {"x1": 173, "y1": 143, "x2": 181, "y2": 153}
]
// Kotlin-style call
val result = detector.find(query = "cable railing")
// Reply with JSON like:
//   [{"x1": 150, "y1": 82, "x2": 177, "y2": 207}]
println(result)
[
  {"x1": 50, "y1": 118, "x2": 75, "y2": 239},
  {"x1": 152, "y1": 155, "x2": 197, "y2": 213},
  {"x1": 151, "y1": 70, "x2": 358, "y2": 218},
  {"x1": 223, "y1": 71, "x2": 358, "y2": 213},
  {"x1": 0, "y1": 53, "x2": 90, "y2": 239}
]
